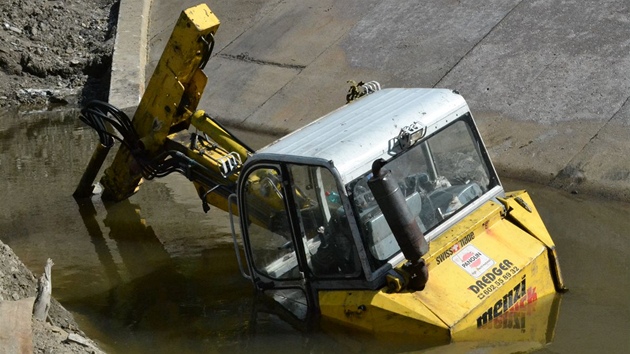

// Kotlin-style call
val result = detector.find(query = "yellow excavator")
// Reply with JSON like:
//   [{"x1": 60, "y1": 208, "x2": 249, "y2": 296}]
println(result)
[{"x1": 74, "y1": 3, "x2": 566, "y2": 349}]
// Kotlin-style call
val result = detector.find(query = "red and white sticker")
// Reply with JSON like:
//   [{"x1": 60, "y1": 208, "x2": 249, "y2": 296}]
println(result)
[{"x1": 452, "y1": 244, "x2": 494, "y2": 278}]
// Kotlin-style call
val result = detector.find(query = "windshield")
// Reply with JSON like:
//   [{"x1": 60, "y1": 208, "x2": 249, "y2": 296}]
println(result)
[{"x1": 348, "y1": 116, "x2": 496, "y2": 267}]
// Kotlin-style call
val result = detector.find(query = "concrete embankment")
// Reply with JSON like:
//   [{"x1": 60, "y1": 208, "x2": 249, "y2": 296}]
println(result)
[{"x1": 110, "y1": 0, "x2": 630, "y2": 201}]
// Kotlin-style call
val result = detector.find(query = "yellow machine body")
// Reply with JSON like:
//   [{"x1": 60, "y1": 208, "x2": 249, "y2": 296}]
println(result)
[
  {"x1": 319, "y1": 191, "x2": 563, "y2": 344},
  {"x1": 75, "y1": 3, "x2": 565, "y2": 349}
]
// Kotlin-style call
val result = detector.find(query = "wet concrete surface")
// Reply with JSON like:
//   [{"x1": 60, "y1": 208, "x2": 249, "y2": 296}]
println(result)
[
  {"x1": 0, "y1": 109, "x2": 628, "y2": 353},
  {"x1": 136, "y1": 0, "x2": 630, "y2": 201}
]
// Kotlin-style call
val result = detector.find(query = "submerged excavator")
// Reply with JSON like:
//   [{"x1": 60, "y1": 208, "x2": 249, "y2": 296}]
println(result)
[{"x1": 74, "y1": 3, "x2": 566, "y2": 349}]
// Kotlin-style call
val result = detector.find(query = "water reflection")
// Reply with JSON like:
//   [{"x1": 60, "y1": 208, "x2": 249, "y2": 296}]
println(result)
[
  {"x1": 72, "y1": 197, "x2": 254, "y2": 352},
  {"x1": 1, "y1": 109, "x2": 628, "y2": 353},
  {"x1": 75, "y1": 199, "x2": 121, "y2": 286}
]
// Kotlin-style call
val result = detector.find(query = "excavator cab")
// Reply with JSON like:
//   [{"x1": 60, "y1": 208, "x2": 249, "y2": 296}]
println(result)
[{"x1": 231, "y1": 88, "x2": 504, "y2": 320}]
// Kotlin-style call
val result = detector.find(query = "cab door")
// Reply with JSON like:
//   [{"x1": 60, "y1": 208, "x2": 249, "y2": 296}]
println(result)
[
  {"x1": 238, "y1": 163, "x2": 313, "y2": 319},
  {"x1": 238, "y1": 161, "x2": 365, "y2": 319}
]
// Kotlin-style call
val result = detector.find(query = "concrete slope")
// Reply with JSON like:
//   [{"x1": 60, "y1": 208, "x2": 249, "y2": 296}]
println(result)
[{"x1": 135, "y1": 0, "x2": 630, "y2": 200}]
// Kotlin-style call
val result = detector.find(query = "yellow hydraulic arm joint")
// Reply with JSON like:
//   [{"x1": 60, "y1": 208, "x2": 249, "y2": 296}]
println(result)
[
  {"x1": 160, "y1": 110, "x2": 252, "y2": 213},
  {"x1": 190, "y1": 110, "x2": 250, "y2": 164},
  {"x1": 98, "y1": 4, "x2": 220, "y2": 201}
]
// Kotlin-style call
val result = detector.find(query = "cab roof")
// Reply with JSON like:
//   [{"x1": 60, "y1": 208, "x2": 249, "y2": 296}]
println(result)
[{"x1": 252, "y1": 88, "x2": 470, "y2": 185}]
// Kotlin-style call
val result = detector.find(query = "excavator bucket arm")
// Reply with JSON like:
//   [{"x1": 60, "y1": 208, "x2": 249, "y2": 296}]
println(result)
[{"x1": 75, "y1": 4, "x2": 251, "y2": 213}]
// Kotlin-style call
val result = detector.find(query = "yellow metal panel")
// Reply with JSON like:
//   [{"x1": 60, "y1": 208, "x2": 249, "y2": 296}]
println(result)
[
  {"x1": 423, "y1": 201, "x2": 504, "y2": 273},
  {"x1": 452, "y1": 263, "x2": 560, "y2": 343},
  {"x1": 320, "y1": 200, "x2": 559, "y2": 340},
  {"x1": 184, "y1": 5, "x2": 221, "y2": 37},
  {"x1": 415, "y1": 218, "x2": 555, "y2": 328},
  {"x1": 319, "y1": 290, "x2": 449, "y2": 341},
  {"x1": 500, "y1": 191, "x2": 567, "y2": 291},
  {"x1": 370, "y1": 290, "x2": 447, "y2": 328},
  {"x1": 501, "y1": 190, "x2": 555, "y2": 247},
  {"x1": 422, "y1": 292, "x2": 560, "y2": 353}
]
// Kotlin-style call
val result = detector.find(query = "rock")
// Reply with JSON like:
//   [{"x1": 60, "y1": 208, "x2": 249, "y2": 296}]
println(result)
[
  {"x1": 66, "y1": 333, "x2": 105, "y2": 354},
  {"x1": 67, "y1": 333, "x2": 90, "y2": 347},
  {"x1": 3, "y1": 22, "x2": 23, "y2": 34},
  {"x1": 20, "y1": 54, "x2": 48, "y2": 78},
  {"x1": 33, "y1": 258, "x2": 54, "y2": 321},
  {"x1": 0, "y1": 298, "x2": 35, "y2": 354},
  {"x1": 0, "y1": 239, "x2": 102, "y2": 353},
  {"x1": 0, "y1": 51, "x2": 22, "y2": 75}
]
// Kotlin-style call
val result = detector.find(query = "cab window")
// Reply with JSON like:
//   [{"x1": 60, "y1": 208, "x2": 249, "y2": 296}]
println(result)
[
  {"x1": 288, "y1": 165, "x2": 361, "y2": 278},
  {"x1": 243, "y1": 167, "x2": 299, "y2": 280},
  {"x1": 349, "y1": 117, "x2": 495, "y2": 269}
]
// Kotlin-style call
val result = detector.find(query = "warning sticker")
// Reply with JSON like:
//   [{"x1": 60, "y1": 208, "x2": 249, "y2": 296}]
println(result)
[{"x1": 452, "y1": 244, "x2": 495, "y2": 278}]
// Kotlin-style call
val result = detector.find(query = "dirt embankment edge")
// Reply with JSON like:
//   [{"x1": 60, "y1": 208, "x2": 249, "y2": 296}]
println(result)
[
  {"x1": 1, "y1": 0, "x2": 121, "y2": 351},
  {"x1": 0, "y1": 240, "x2": 103, "y2": 353}
]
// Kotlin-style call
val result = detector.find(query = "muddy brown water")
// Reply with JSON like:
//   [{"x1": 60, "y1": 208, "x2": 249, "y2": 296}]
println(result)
[{"x1": 0, "y1": 109, "x2": 628, "y2": 353}]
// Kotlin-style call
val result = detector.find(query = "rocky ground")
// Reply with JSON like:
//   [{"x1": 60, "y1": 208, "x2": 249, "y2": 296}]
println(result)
[
  {"x1": 0, "y1": 241, "x2": 103, "y2": 353},
  {"x1": 0, "y1": 0, "x2": 116, "y2": 109},
  {"x1": 1, "y1": 0, "x2": 116, "y2": 352}
]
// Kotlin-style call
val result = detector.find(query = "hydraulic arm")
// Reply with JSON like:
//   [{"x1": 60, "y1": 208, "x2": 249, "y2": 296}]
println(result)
[{"x1": 74, "y1": 4, "x2": 252, "y2": 213}]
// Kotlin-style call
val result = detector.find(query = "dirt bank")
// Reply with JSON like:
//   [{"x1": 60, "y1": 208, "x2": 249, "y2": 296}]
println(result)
[
  {"x1": 0, "y1": 0, "x2": 116, "y2": 109},
  {"x1": 0, "y1": 240, "x2": 102, "y2": 353},
  {"x1": 1, "y1": 0, "x2": 117, "y2": 351}
]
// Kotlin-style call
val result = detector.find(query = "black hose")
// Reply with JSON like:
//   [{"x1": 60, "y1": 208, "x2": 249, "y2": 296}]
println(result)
[
  {"x1": 78, "y1": 100, "x2": 234, "y2": 195},
  {"x1": 79, "y1": 100, "x2": 139, "y2": 151}
]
